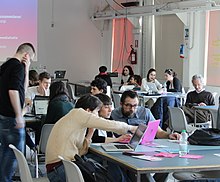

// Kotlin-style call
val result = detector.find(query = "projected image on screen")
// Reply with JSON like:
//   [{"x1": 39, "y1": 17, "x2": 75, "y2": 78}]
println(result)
[{"x1": 0, "y1": 0, "x2": 37, "y2": 62}]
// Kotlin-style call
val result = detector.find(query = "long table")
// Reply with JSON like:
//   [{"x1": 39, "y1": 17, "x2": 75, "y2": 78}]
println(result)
[
  {"x1": 89, "y1": 139, "x2": 220, "y2": 182},
  {"x1": 137, "y1": 91, "x2": 186, "y2": 106}
]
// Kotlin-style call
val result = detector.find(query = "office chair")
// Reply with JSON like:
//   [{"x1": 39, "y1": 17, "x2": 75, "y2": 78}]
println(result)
[
  {"x1": 173, "y1": 170, "x2": 220, "y2": 181},
  {"x1": 58, "y1": 156, "x2": 84, "y2": 182},
  {"x1": 9, "y1": 144, "x2": 49, "y2": 182},
  {"x1": 168, "y1": 106, "x2": 197, "y2": 133}
]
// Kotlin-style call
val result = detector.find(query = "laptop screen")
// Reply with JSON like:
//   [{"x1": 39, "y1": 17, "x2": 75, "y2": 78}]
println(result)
[
  {"x1": 54, "y1": 70, "x2": 66, "y2": 79},
  {"x1": 146, "y1": 82, "x2": 159, "y2": 92},
  {"x1": 129, "y1": 123, "x2": 147, "y2": 149},
  {"x1": 33, "y1": 96, "x2": 49, "y2": 115},
  {"x1": 140, "y1": 120, "x2": 160, "y2": 145}
]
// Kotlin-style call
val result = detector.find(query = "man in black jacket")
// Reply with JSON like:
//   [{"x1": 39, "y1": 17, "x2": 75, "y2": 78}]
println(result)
[{"x1": 182, "y1": 74, "x2": 215, "y2": 124}]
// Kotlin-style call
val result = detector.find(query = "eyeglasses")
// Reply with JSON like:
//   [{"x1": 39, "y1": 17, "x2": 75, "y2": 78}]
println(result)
[{"x1": 123, "y1": 103, "x2": 138, "y2": 108}]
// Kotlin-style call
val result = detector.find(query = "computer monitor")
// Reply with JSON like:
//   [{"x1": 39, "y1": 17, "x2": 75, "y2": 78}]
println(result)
[{"x1": 54, "y1": 70, "x2": 66, "y2": 79}]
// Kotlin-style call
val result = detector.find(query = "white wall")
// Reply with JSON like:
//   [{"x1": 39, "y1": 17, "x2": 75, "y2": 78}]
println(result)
[
  {"x1": 35, "y1": 0, "x2": 220, "y2": 101},
  {"x1": 155, "y1": 14, "x2": 184, "y2": 82},
  {"x1": 34, "y1": 0, "x2": 112, "y2": 83}
]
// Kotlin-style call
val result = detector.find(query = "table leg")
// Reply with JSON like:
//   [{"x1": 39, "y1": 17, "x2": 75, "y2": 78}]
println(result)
[
  {"x1": 194, "y1": 109, "x2": 197, "y2": 127},
  {"x1": 136, "y1": 173, "x2": 155, "y2": 182}
]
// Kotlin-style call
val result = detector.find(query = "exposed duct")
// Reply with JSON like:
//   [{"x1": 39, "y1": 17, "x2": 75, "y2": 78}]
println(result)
[{"x1": 92, "y1": 0, "x2": 220, "y2": 20}]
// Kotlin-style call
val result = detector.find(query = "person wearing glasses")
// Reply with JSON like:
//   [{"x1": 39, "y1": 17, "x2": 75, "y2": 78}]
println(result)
[
  {"x1": 164, "y1": 68, "x2": 182, "y2": 92},
  {"x1": 111, "y1": 90, "x2": 180, "y2": 182}
]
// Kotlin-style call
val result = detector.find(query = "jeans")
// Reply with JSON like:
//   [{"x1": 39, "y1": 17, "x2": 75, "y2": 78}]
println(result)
[
  {"x1": 47, "y1": 164, "x2": 66, "y2": 182},
  {"x1": 151, "y1": 96, "x2": 180, "y2": 129},
  {"x1": 0, "y1": 114, "x2": 25, "y2": 182}
]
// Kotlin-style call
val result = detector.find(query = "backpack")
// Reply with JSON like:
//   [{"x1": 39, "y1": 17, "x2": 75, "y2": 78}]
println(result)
[
  {"x1": 188, "y1": 128, "x2": 220, "y2": 146},
  {"x1": 74, "y1": 154, "x2": 113, "y2": 182}
]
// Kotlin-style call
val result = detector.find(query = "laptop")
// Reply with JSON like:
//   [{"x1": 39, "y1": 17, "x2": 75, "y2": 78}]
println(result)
[
  {"x1": 140, "y1": 120, "x2": 160, "y2": 145},
  {"x1": 33, "y1": 96, "x2": 49, "y2": 116},
  {"x1": 54, "y1": 70, "x2": 66, "y2": 79},
  {"x1": 146, "y1": 82, "x2": 159, "y2": 93},
  {"x1": 101, "y1": 123, "x2": 147, "y2": 152},
  {"x1": 120, "y1": 85, "x2": 135, "y2": 92}
]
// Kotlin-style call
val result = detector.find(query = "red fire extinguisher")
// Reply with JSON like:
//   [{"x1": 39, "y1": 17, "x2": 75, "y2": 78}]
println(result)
[{"x1": 129, "y1": 45, "x2": 137, "y2": 64}]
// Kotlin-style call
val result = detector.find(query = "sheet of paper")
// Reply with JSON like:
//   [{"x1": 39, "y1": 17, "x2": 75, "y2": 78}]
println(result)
[
  {"x1": 179, "y1": 154, "x2": 204, "y2": 159},
  {"x1": 132, "y1": 155, "x2": 162, "y2": 161},
  {"x1": 154, "y1": 152, "x2": 178, "y2": 158}
]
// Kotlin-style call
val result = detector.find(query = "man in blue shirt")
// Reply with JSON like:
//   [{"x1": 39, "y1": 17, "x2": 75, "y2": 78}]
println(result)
[{"x1": 111, "y1": 90, "x2": 179, "y2": 140}]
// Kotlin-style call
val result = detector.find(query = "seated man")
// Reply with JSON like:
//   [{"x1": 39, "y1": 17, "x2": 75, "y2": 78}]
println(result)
[
  {"x1": 111, "y1": 90, "x2": 180, "y2": 182},
  {"x1": 25, "y1": 71, "x2": 51, "y2": 106},
  {"x1": 90, "y1": 78, "x2": 107, "y2": 95},
  {"x1": 182, "y1": 74, "x2": 215, "y2": 124}
]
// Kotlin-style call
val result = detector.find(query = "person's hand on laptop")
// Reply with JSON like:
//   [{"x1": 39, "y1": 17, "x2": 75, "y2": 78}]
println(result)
[
  {"x1": 169, "y1": 133, "x2": 181, "y2": 140},
  {"x1": 117, "y1": 134, "x2": 132, "y2": 143}
]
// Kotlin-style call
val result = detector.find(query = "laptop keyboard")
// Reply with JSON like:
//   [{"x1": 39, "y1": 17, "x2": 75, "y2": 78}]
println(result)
[{"x1": 115, "y1": 145, "x2": 131, "y2": 149}]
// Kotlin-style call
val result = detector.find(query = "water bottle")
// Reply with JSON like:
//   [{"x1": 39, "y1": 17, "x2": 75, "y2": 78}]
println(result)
[
  {"x1": 163, "y1": 82, "x2": 167, "y2": 93},
  {"x1": 179, "y1": 130, "x2": 188, "y2": 156}
]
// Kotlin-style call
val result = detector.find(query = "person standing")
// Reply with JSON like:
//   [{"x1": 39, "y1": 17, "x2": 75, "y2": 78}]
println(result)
[
  {"x1": 95, "y1": 66, "x2": 112, "y2": 88},
  {"x1": 0, "y1": 43, "x2": 35, "y2": 182}
]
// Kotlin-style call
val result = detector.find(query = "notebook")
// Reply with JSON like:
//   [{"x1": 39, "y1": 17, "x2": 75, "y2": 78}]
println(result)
[
  {"x1": 33, "y1": 96, "x2": 49, "y2": 115},
  {"x1": 101, "y1": 123, "x2": 147, "y2": 152},
  {"x1": 140, "y1": 120, "x2": 160, "y2": 145},
  {"x1": 146, "y1": 82, "x2": 159, "y2": 93}
]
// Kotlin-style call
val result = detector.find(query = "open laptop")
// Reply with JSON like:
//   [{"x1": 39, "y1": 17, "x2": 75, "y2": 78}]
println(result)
[
  {"x1": 54, "y1": 70, "x2": 66, "y2": 79},
  {"x1": 33, "y1": 96, "x2": 49, "y2": 116},
  {"x1": 101, "y1": 123, "x2": 147, "y2": 152},
  {"x1": 146, "y1": 82, "x2": 159, "y2": 93},
  {"x1": 140, "y1": 120, "x2": 160, "y2": 145}
]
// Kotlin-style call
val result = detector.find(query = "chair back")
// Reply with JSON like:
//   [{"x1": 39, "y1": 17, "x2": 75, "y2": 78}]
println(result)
[
  {"x1": 39, "y1": 124, "x2": 54, "y2": 154},
  {"x1": 9, "y1": 144, "x2": 33, "y2": 182},
  {"x1": 58, "y1": 156, "x2": 84, "y2": 182},
  {"x1": 168, "y1": 106, "x2": 187, "y2": 133},
  {"x1": 212, "y1": 92, "x2": 218, "y2": 106},
  {"x1": 112, "y1": 93, "x2": 121, "y2": 108}
]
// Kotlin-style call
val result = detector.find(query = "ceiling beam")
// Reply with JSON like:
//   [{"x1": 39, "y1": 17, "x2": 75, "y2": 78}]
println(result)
[{"x1": 91, "y1": 0, "x2": 220, "y2": 20}]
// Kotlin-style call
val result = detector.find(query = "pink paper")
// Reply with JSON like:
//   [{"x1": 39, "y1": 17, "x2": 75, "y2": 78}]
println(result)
[
  {"x1": 179, "y1": 154, "x2": 204, "y2": 159},
  {"x1": 154, "y1": 152, "x2": 178, "y2": 158}
]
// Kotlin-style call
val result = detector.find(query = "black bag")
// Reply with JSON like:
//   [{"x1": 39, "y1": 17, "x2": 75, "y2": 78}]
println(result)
[
  {"x1": 74, "y1": 154, "x2": 113, "y2": 182},
  {"x1": 188, "y1": 128, "x2": 220, "y2": 146}
]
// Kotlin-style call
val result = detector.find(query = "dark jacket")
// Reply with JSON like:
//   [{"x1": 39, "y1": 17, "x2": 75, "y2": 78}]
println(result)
[
  {"x1": 166, "y1": 77, "x2": 182, "y2": 93},
  {"x1": 95, "y1": 74, "x2": 112, "y2": 88},
  {"x1": 45, "y1": 94, "x2": 74, "y2": 124}
]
